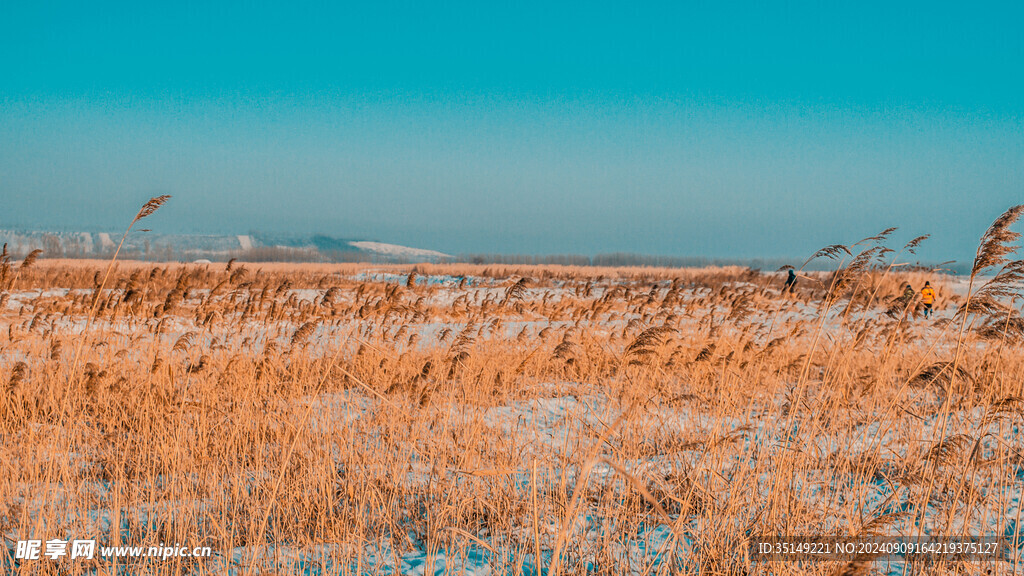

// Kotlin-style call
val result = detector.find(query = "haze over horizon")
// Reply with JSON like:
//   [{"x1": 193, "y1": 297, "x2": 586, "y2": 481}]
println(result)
[{"x1": 2, "y1": 1, "x2": 1022, "y2": 265}]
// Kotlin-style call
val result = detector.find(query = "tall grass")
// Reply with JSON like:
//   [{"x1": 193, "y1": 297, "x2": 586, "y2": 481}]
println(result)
[{"x1": 0, "y1": 210, "x2": 1021, "y2": 575}]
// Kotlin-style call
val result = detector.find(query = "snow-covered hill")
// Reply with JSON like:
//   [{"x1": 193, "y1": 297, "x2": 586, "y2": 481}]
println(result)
[
  {"x1": 347, "y1": 241, "x2": 449, "y2": 260},
  {"x1": 0, "y1": 229, "x2": 450, "y2": 263}
]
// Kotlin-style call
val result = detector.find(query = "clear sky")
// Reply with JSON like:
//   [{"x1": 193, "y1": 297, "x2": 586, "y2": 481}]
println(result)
[{"x1": 1, "y1": 1, "x2": 1022, "y2": 263}]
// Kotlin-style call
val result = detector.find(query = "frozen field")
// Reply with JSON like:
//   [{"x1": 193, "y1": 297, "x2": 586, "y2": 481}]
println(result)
[{"x1": 0, "y1": 257, "x2": 1021, "y2": 575}]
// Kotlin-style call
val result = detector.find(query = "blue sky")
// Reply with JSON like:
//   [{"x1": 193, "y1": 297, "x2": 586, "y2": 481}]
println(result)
[{"x1": 1, "y1": 1, "x2": 1022, "y2": 262}]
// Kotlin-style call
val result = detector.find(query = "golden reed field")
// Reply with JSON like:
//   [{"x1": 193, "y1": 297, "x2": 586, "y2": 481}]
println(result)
[{"x1": 2, "y1": 200, "x2": 1024, "y2": 575}]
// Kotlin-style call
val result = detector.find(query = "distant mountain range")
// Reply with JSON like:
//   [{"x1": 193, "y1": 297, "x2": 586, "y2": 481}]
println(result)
[
  {"x1": 0, "y1": 229, "x2": 452, "y2": 263},
  {"x1": 0, "y1": 228, "x2": 965, "y2": 272}
]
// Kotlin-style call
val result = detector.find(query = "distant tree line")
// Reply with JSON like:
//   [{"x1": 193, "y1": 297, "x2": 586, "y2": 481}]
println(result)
[{"x1": 457, "y1": 252, "x2": 825, "y2": 270}]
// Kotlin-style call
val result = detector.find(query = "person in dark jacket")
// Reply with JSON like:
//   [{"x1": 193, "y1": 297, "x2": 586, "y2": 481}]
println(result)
[
  {"x1": 902, "y1": 283, "x2": 916, "y2": 300},
  {"x1": 901, "y1": 283, "x2": 918, "y2": 319},
  {"x1": 783, "y1": 269, "x2": 797, "y2": 293}
]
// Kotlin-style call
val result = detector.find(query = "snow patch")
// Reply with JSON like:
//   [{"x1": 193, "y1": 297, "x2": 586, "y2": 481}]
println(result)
[{"x1": 349, "y1": 241, "x2": 450, "y2": 260}]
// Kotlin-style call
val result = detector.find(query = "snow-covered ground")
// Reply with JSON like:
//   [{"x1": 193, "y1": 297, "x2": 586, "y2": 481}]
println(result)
[{"x1": 1, "y1": 269, "x2": 1019, "y2": 575}]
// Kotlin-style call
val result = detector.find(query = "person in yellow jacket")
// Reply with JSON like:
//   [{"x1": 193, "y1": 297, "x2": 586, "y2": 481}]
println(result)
[{"x1": 920, "y1": 281, "x2": 936, "y2": 318}]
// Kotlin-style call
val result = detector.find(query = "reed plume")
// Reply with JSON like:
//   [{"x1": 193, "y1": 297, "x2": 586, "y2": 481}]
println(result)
[
  {"x1": 133, "y1": 194, "x2": 172, "y2": 223},
  {"x1": 68, "y1": 195, "x2": 172, "y2": 387}
]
